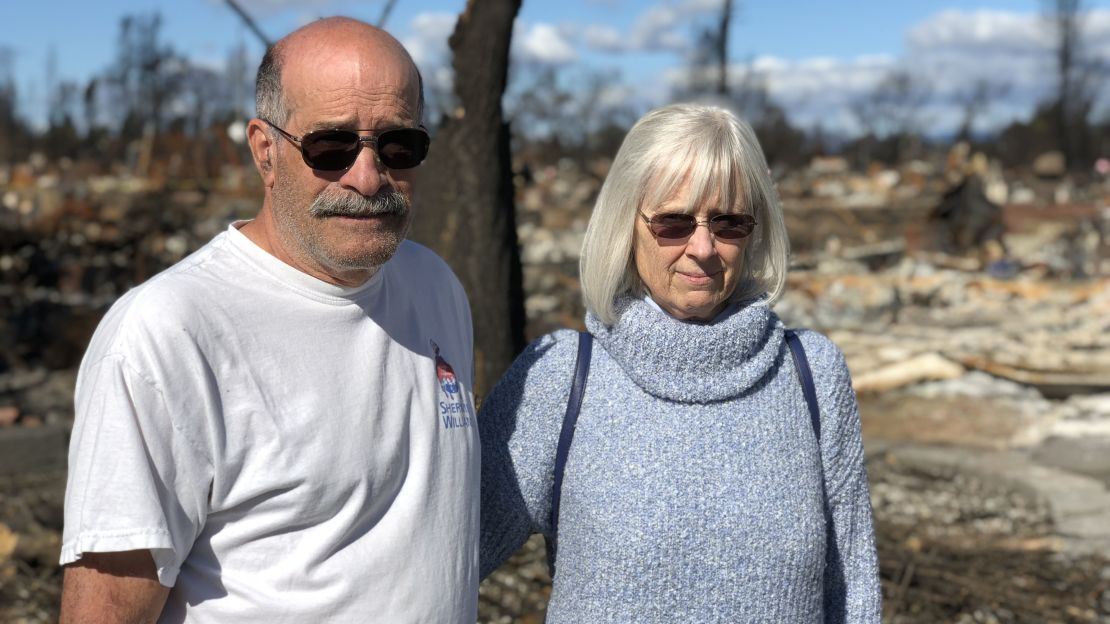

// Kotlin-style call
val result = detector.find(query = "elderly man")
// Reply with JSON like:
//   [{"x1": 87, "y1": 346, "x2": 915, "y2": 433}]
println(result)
[{"x1": 58, "y1": 18, "x2": 478, "y2": 623}]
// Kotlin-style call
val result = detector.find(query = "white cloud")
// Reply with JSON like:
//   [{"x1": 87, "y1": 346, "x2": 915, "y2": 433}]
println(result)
[
  {"x1": 583, "y1": 24, "x2": 625, "y2": 52},
  {"x1": 763, "y1": 55, "x2": 895, "y2": 100},
  {"x1": 629, "y1": 0, "x2": 725, "y2": 51},
  {"x1": 596, "y1": 83, "x2": 636, "y2": 109},
  {"x1": 515, "y1": 22, "x2": 578, "y2": 64},
  {"x1": 405, "y1": 5, "x2": 1110, "y2": 137},
  {"x1": 628, "y1": 3, "x2": 690, "y2": 52},
  {"x1": 652, "y1": 8, "x2": 1110, "y2": 135},
  {"x1": 570, "y1": 0, "x2": 726, "y2": 54},
  {"x1": 400, "y1": 12, "x2": 458, "y2": 113},
  {"x1": 906, "y1": 10, "x2": 1050, "y2": 56},
  {"x1": 1086, "y1": 11, "x2": 1110, "y2": 59},
  {"x1": 901, "y1": 8, "x2": 1110, "y2": 129},
  {"x1": 904, "y1": 10, "x2": 1053, "y2": 101},
  {"x1": 402, "y1": 12, "x2": 456, "y2": 68},
  {"x1": 659, "y1": 53, "x2": 896, "y2": 132}
]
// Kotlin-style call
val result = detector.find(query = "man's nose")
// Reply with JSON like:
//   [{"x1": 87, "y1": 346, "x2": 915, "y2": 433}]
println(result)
[{"x1": 338, "y1": 144, "x2": 386, "y2": 197}]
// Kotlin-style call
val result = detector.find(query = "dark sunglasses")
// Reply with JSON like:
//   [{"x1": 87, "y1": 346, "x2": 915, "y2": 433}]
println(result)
[
  {"x1": 263, "y1": 120, "x2": 430, "y2": 171},
  {"x1": 638, "y1": 209, "x2": 757, "y2": 241}
]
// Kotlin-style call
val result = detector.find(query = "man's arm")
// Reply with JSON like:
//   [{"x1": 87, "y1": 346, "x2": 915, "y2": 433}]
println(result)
[{"x1": 59, "y1": 550, "x2": 170, "y2": 624}]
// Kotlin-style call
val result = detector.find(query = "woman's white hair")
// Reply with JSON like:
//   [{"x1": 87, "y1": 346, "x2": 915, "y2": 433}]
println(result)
[{"x1": 580, "y1": 103, "x2": 790, "y2": 326}]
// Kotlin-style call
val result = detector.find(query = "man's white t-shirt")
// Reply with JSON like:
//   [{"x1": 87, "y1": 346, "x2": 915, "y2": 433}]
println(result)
[{"x1": 61, "y1": 224, "x2": 479, "y2": 623}]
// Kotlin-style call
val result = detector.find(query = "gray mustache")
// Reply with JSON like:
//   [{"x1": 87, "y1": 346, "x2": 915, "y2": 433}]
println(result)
[{"x1": 309, "y1": 190, "x2": 409, "y2": 218}]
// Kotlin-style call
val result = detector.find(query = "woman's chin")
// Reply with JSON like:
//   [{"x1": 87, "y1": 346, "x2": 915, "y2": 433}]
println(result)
[{"x1": 667, "y1": 299, "x2": 726, "y2": 322}]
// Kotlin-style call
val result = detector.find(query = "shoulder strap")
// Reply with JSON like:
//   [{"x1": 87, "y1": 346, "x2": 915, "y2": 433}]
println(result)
[
  {"x1": 547, "y1": 330, "x2": 592, "y2": 576},
  {"x1": 785, "y1": 329, "x2": 837, "y2": 587},
  {"x1": 784, "y1": 329, "x2": 821, "y2": 442}
]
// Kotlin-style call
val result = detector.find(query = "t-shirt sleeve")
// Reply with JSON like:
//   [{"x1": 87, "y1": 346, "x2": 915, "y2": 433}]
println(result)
[{"x1": 61, "y1": 353, "x2": 213, "y2": 587}]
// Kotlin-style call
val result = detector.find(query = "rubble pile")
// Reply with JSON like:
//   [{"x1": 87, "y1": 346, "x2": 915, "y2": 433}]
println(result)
[
  {"x1": 2, "y1": 147, "x2": 1110, "y2": 621},
  {"x1": 514, "y1": 159, "x2": 599, "y2": 336},
  {"x1": 782, "y1": 266, "x2": 1110, "y2": 387},
  {"x1": 0, "y1": 162, "x2": 257, "y2": 427}
]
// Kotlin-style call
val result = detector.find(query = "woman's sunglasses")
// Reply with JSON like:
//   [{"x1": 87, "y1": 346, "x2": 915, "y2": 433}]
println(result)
[
  {"x1": 263, "y1": 120, "x2": 430, "y2": 171},
  {"x1": 638, "y1": 209, "x2": 757, "y2": 241}
]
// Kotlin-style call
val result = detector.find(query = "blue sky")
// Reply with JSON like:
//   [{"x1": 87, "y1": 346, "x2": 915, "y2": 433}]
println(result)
[{"x1": 5, "y1": 0, "x2": 1110, "y2": 134}]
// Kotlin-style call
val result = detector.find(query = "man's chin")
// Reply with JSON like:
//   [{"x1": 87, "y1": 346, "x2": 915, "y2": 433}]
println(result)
[{"x1": 326, "y1": 238, "x2": 406, "y2": 272}]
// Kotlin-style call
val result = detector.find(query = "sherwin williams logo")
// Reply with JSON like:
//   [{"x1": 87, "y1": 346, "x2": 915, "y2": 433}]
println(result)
[
  {"x1": 431, "y1": 340, "x2": 472, "y2": 429},
  {"x1": 438, "y1": 363, "x2": 459, "y2": 394}
]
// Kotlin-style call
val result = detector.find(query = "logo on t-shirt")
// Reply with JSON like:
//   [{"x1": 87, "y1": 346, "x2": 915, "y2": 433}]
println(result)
[{"x1": 432, "y1": 340, "x2": 473, "y2": 429}]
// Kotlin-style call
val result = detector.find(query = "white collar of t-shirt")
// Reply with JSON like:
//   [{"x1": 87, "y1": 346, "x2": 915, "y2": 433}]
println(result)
[{"x1": 226, "y1": 220, "x2": 384, "y2": 302}]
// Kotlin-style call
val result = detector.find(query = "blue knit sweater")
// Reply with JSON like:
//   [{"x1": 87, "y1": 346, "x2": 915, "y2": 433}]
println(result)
[{"x1": 479, "y1": 295, "x2": 881, "y2": 623}]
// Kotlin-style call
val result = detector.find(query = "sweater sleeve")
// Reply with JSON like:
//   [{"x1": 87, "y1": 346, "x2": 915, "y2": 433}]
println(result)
[
  {"x1": 478, "y1": 329, "x2": 580, "y2": 579},
  {"x1": 798, "y1": 331, "x2": 882, "y2": 623}
]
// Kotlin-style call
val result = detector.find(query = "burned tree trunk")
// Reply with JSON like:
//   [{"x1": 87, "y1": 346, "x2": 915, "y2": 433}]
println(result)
[
  {"x1": 714, "y1": 0, "x2": 732, "y2": 96},
  {"x1": 1048, "y1": 0, "x2": 1081, "y2": 169},
  {"x1": 410, "y1": 0, "x2": 525, "y2": 399}
]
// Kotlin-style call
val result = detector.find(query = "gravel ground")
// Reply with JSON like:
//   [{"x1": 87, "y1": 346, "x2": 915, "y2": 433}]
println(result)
[
  {"x1": 868, "y1": 456, "x2": 1110, "y2": 623},
  {"x1": 0, "y1": 470, "x2": 65, "y2": 624}
]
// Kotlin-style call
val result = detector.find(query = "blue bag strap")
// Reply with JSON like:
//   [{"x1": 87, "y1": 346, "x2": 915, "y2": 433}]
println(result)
[
  {"x1": 784, "y1": 329, "x2": 821, "y2": 442},
  {"x1": 785, "y1": 329, "x2": 839, "y2": 589},
  {"x1": 547, "y1": 330, "x2": 592, "y2": 576}
]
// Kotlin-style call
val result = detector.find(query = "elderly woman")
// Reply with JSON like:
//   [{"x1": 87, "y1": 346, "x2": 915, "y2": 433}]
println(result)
[{"x1": 479, "y1": 104, "x2": 881, "y2": 623}]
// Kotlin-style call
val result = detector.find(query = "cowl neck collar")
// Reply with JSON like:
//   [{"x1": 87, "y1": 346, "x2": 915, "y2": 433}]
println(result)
[{"x1": 585, "y1": 295, "x2": 784, "y2": 404}]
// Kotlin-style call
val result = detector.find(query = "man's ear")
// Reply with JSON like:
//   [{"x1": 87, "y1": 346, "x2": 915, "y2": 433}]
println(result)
[{"x1": 246, "y1": 119, "x2": 277, "y2": 188}]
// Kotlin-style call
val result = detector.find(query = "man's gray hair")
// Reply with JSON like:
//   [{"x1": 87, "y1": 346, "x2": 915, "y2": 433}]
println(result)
[
  {"x1": 255, "y1": 45, "x2": 289, "y2": 126},
  {"x1": 579, "y1": 103, "x2": 790, "y2": 326}
]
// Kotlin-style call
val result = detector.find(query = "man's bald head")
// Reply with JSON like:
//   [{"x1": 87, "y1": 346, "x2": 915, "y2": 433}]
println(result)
[{"x1": 254, "y1": 17, "x2": 424, "y2": 127}]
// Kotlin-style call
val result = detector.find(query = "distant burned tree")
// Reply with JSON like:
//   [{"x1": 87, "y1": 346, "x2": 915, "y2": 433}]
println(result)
[
  {"x1": 994, "y1": 103, "x2": 1064, "y2": 167},
  {"x1": 222, "y1": 41, "x2": 253, "y2": 120},
  {"x1": 44, "y1": 80, "x2": 81, "y2": 160},
  {"x1": 674, "y1": 1, "x2": 807, "y2": 166},
  {"x1": 82, "y1": 79, "x2": 99, "y2": 138},
  {"x1": 573, "y1": 70, "x2": 638, "y2": 162},
  {"x1": 711, "y1": 0, "x2": 733, "y2": 96},
  {"x1": 1043, "y1": 0, "x2": 1099, "y2": 169},
  {"x1": 682, "y1": 0, "x2": 737, "y2": 97},
  {"x1": 410, "y1": 0, "x2": 525, "y2": 398},
  {"x1": 851, "y1": 69, "x2": 932, "y2": 163},
  {"x1": 1047, "y1": 0, "x2": 1083, "y2": 159},
  {"x1": 872, "y1": 70, "x2": 931, "y2": 138},
  {"x1": 728, "y1": 66, "x2": 778, "y2": 125},
  {"x1": 107, "y1": 13, "x2": 180, "y2": 141},
  {"x1": 507, "y1": 65, "x2": 634, "y2": 166},
  {"x1": 708, "y1": 65, "x2": 807, "y2": 166},
  {"x1": 506, "y1": 65, "x2": 575, "y2": 149},
  {"x1": 0, "y1": 46, "x2": 26, "y2": 166},
  {"x1": 954, "y1": 79, "x2": 1010, "y2": 143},
  {"x1": 82, "y1": 12, "x2": 249, "y2": 172},
  {"x1": 223, "y1": 0, "x2": 273, "y2": 49},
  {"x1": 752, "y1": 101, "x2": 808, "y2": 168}
]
